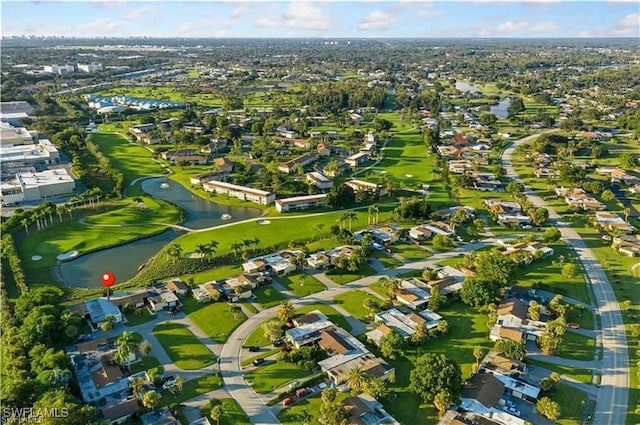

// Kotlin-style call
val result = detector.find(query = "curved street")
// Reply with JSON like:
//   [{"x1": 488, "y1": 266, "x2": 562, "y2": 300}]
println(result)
[{"x1": 502, "y1": 134, "x2": 629, "y2": 425}]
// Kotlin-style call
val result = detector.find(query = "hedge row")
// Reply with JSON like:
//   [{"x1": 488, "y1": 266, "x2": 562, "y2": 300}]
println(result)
[{"x1": 1, "y1": 234, "x2": 28, "y2": 295}]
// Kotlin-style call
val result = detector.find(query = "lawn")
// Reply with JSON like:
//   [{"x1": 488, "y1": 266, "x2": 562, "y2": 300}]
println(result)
[
  {"x1": 244, "y1": 323, "x2": 274, "y2": 348},
  {"x1": 241, "y1": 348, "x2": 280, "y2": 367},
  {"x1": 278, "y1": 392, "x2": 350, "y2": 425},
  {"x1": 325, "y1": 263, "x2": 378, "y2": 285},
  {"x1": 277, "y1": 273, "x2": 326, "y2": 297},
  {"x1": 130, "y1": 356, "x2": 161, "y2": 374},
  {"x1": 380, "y1": 302, "x2": 494, "y2": 425},
  {"x1": 333, "y1": 290, "x2": 378, "y2": 322},
  {"x1": 243, "y1": 361, "x2": 310, "y2": 394},
  {"x1": 175, "y1": 206, "x2": 394, "y2": 257},
  {"x1": 552, "y1": 383, "x2": 589, "y2": 425},
  {"x1": 16, "y1": 197, "x2": 181, "y2": 268},
  {"x1": 253, "y1": 285, "x2": 288, "y2": 308},
  {"x1": 124, "y1": 308, "x2": 156, "y2": 327},
  {"x1": 368, "y1": 280, "x2": 390, "y2": 299},
  {"x1": 370, "y1": 250, "x2": 403, "y2": 268},
  {"x1": 514, "y1": 243, "x2": 590, "y2": 303},
  {"x1": 393, "y1": 243, "x2": 432, "y2": 261},
  {"x1": 556, "y1": 332, "x2": 595, "y2": 362},
  {"x1": 218, "y1": 398, "x2": 252, "y2": 425},
  {"x1": 182, "y1": 298, "x2": 247, "y2": 343},
  {"x1": 158, "y1": 373, "x2": 223, "y2": 407},
  {"x1": 152, "y1": 322, "x2": 216, "y2": 369},
  {"x1": 294, "y1": 304, "x2": 353, "y2": 332},
  {"x1": 91, "y1": 132, "x2": 166, "y2": 185},
  {"x1": 180, "y1": 263, "x2": 243, "y2": 284},
  {"x1": 565, "y1": 306, "x2": 595, "y2": 330},
  {"x1": 526, "y1": 359, "x2": 593, "y2": 384}
]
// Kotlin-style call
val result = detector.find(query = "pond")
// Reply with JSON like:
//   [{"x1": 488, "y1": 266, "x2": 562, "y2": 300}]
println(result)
[
  {"x1": 59, "y1": 177, "x2": 262, "y2": 287},
  {"x1": 455, "y1": 81, "x2": 478, "y2": 93},
  {"x1": 489, "y1": 98, "x2": 511, "y2": 119}
]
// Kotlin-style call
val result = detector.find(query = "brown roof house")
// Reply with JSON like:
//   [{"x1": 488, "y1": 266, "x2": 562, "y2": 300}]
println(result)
[{"x1": 460, "y1": 373, "x2": 506, "y2": 413}]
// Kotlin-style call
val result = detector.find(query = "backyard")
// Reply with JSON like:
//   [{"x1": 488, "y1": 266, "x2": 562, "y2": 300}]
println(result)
[
  {"x1": 152, "y1": 322, "x2": 216, "y2": 369},
  {"x1": 325, "y1": 263, "x2": 378, "y2": 285},
  {"x1": 182, "y1": 298, "x2": 247, "y2": 343},
  {"x1": 333, "y1": 290, "x2": 380, "y2": 322}
]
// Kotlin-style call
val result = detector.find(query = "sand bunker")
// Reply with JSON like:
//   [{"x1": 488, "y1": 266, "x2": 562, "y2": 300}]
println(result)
[
  {"x1": 185, "y1": 252, "x2": 204, "y2": 259},
  {"x1": 404, "y1": 174, "x2": 413, "y2": 178},
  {"x1": 257, "y1": 219, "x2": 271, "y2": 225},
  {"x1": 31, "y1": 255, "x2": 42, "y2": 261},
  {"x1": 57, "y1": 251, "x2": 78, "y2": 261}
]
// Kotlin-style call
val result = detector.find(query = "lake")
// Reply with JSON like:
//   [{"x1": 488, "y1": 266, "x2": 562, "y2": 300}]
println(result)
[
  {"x1": 490, "y1": 98, "x2": 511, "y2": 119},
  {"x1": 455, "y1": 81, "x2": 478, "y2": 93},
  {"x1": 59, "y1": 177, "x2": 261, "y2": 287}
]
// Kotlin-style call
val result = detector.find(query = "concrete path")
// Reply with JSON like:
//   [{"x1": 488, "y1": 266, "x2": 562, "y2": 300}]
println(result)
[
  {"x1": 322, "y1": 302, "x2": 369, "y2": 336},
  {"x1": 503, "y1": 134, "x2": 629, "y2": 425}
]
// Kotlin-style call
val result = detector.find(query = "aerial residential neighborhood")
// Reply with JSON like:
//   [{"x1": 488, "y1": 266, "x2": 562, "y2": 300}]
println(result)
[{"x1": 0, "y1": 2, "x2": 638, "y2": 425}]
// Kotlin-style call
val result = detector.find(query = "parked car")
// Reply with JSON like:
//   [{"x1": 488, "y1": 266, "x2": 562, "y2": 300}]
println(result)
[
  {"x1": 248, "y1": 346, "x2": 260, "y2": 352},
  {"x1": 504, "y1": 406, "x2": 520, "y2": 417},
  {"x1": 281, "y1": 396, "x2": 296, "y2": 406},
  {"x1": 371, "y1": 242, "x2": 385, "y2": 251},
  {"x1": 162, "y1": 377, "x2": 177, "y2": 390},
  {"x1": 273, "y1": 339, "x2": 285, "y2": 347},
  {"x1": 504, "y1": 399, "x2": 516, "y2": 408},
  {"x1": 567, "y1": 322, "x2": 580, "y2": 329},
  {"x1": 77, "y1": 334, "x2": 93, "y2": 342},
  {"x1": 252, "y1": 358, "x2": 266, "y2": 366},
  {"x1": 295, "y1": 387, "x2": 312, "y2": 397}
]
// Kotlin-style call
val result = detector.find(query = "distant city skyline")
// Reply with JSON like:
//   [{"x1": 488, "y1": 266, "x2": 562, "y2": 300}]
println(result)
[{"x1": 2, "y1": 1, "x2": 639, "y2": 39}]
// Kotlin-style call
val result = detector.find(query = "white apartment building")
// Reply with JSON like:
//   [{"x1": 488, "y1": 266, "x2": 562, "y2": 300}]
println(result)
[
  {"x1": 202, "y1": 181, "x2": 275, "y2": 205},
  {"x1": 275, "y1": 193, "x2": 328, "y2": 213},
  {"x1": 77, "y1": 63, "x2": 104, "y2": 72}
]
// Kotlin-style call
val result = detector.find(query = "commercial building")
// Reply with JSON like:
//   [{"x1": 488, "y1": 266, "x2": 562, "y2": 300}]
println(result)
[
  {"x1": 77, "y1": 63, "x2": 104, "y2": 72},
  {"x1": 0, "y1": 138, "x2": 60, "y2": 168},
  {"x1": 43, "y1": 64, "x2": 74, "y2": 74},
  {"x1": 275, "y1": 193, "x2": 328, "y2": 213},
  {"x1": 202, "y1": 180, "x2": 275, "y2": 205},
  {"x1": 0, "y1": 122, "x2": 36, "y2": 145},
  {"x1": 1, "y1": 168, "x2": 75, "y2": 204}
]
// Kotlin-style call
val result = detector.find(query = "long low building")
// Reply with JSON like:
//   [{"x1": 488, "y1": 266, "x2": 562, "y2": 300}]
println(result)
[
  {"x1": 203, "y1": 180, "x2": 275, "y2": 205},
  {"x1": 0, "y1": 139, "x2": 60, "y2": 169},
  {"x1": 275, "y1": 193, "x2": 327, "y2": 212},
  {"x1": 1, "y1": 168, "x2": 75, "y2": 204}
]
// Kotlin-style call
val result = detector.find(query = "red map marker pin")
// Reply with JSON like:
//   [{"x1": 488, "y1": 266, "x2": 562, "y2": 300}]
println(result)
[{"x1": 101, "y1": 272, "x2": 116, "y2": 288}]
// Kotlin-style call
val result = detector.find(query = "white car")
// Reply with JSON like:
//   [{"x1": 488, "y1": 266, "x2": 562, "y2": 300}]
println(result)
[
  {"x1": 371, "y1": 242, "x2": 385, "y2": 251},
  {"x1": 504, "y1": 406, "x2": 520, "y2": 417}
]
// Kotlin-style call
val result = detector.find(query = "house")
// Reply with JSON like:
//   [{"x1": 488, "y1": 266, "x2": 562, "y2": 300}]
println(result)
[
  {"x1": 345, "y1": 179, "x2": 386, "y2": 199},
  {"x1": 365, "y1": 132, "x2": 378, "y2": 144},
  {"x1": 460, "y1": 373, "x2": 505, "y2": 413},
  {"x1": 611, "y1": 168, "x2": 640, "y2": 186},
  {"x1": 555, "y1": 187, "x2": 605, "y2": 211},
  {"x1": 409, "y1": 225, "x2": 432, "y2": 240},
  {"x1": 484, "y1": 199, "x2": 522, "y2": 214},
  {"x1": 490, "y1": 327, "x2": 524, "y2": 343},
  {"x1": 502, "y1": 242, "x2": 554, "y2": 259},
  {"x1": 497, "y1": 213, "x2": 532, "y2": 227},
  {"x1": 451, "y1": 133, "x2": 470, "y2": 148},
  {"x1": 242, "y1": 251, "x2": 302, "y2": 276},
  {"x1": 140, "y1": 407, "x2": 179, "y2": 425},
  {"x1": 285, "y1": 310, "x2": 334, "y2": 348},
  {"x1": 438, "y1": 146, "x2": 462, "y2": 159},
  {"x1": 326, "y1": 352, "x2": 395, "y2": 386},
  {"x1": 366, "y1": 308, "x2": 441, "y2": 346},
  {"x1": 100, "y1": 397, "x2": 139, "y2": 425},
  {"x1": 169, "y1": 155, "x2": 207, "y2": 166},
  {"x1": 533, "y1": 168, "x2": 559, "y2": 178},
  {"x1": 349, "y1": 112, "x2": 363, "y2": 123},
  {"x1": 317, "y1": 143, "x2": 331, "y2": 156},
  {"x1": 629, "y1": 184, "x2": 640, "y2": 195},
  {"x1": 306, "y1": 251, "x2": 332, "y2": 269},
  {"x1": 395, "y1": 279, "x2": 431, "y2": 310},
  {"x1": 217, "y1": 274, "x2": 257, "y2": 302},
  {"x1": 200, "y1": 137, "x2": 228, "y2": 154},
  {"x1": 612, "y1": 235, "x2": 640, "y2": 257},
  {"x1": 306, "y1": 172, "x2": 333, "y2": 189},
  {"x1": 496, "y1": 299, "x2": 528, "y2": 325},
  {"x1": 360, "y1": 143, "x2": 376, "y2": 155},
  {"x1": 278, "y1": 152, "x2": 318, "y2": 174},
  {"x1": 276, "y1": 193, "x2": 327, "y2": 213},
  {"x1": 317, "y1": 328, "x2": 371, "y2": 374},
  {"x1": 192, "y1": 283, "x2": 221, "y2": 303},
  {"x1": 147, "y1": 290, "x2": 179, "y2": 313},
  {"x1": 276, "y1": 127, "x2": 298, "y2": 139},
  {"x1": 202, "y1": 181, "x2": 275, "y2": 205},
  {"x1": 594, "y1": 211, "x2": 635, "y2": 234},
  {"x1": 473, "y1": 172, "x2": 504, "y2": 192},
  {"x1": 164, "y1": 280, "x2": 189, "y2": 296},
  {"x1": 479, "y1": 351, "x2": 540, "y2": 403},
  {"x1": 190, "y1": 170, "x2": 228, "y2": 186},
  {"x1": 342, "y1": 394, "x2": 400, "y2": 425},
  {"x1": 345, "y1": 152, "x2": 370, "y2": 168},
  {"x1": 85, "y1": 299, "x2": 123, "y2": 328}
]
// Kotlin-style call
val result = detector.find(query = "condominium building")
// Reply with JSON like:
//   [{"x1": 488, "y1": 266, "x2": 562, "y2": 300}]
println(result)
[
  {"x1": 275, "y1": 193, "x2": 328, "y2": 213},
  {"x1": 202, "y1": 180, "x2": 275, "y2": 205}
]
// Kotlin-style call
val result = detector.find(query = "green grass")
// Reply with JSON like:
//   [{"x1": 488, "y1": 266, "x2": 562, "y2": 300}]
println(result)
[
  {"x1": 325, "y1": 263, "x2": 378, "y2": 285},
  {"x1": 91, "y1": 132, "x2": 166, "y2": 185},
  {"x1": 565, "y1": 306, "x2": 595, "y2": 330},
  {"x1": 17, "y1": 198, "x2": 181, "y2": 268},
  {"x1": 124, "y1": 308, "x2": 156, "y2": 327},
  {"x1": 243, "y1": 361, "x2": 310, "y2": 394},
  {"x1": 381, "y1": 302, "x2": 494, "y2": 425},
  {"x1": 526, "y1": 359, "x2": 593, "y2": 384},
  {"x1": 278, "y1": 392, "x2": 350, "y2": 425},
  {"x1": 241, "y1": 348, "x2": 281, "y2": 367},
  {"x1": 552, "y1": 383, "x2": 589, "y2": 425},
  {"x1": 294, "y1": 304, "x2": 353, "y2": 332},
  {"x1": 556, "y1": 332, "x2": 595, "y2": 362},
  {"x1": 244, "y1": 323, "x2": 274, "y2": 348},
  {"x1": 370, "y1": 250, "x2": 403, "y2": 268},
  {"x1": 130, "y1": 356, "x2": 161, "y2": 374},
  {"x1": 392, "y1": 243, "x2": 432, "y2": 261},
  {"x1": 276, "y1": 273, "x2": 326, "y2": 297},
  {"x1": 182, "y1": 298, "x2": 247, "y2": 343},
  {"x1": 333, "y1": 290, "x2": 378, "y2": 322},
  {"x1": 218, "y1": 398, "x2": 252, "y2": 425},
  {"x1": 180, "y1": 263, "x2": 243, "y2": 284},
  {"x1": 174, "y1": 207, "x2": 393, "y2": 257},
  {"x1": 253, "y1": 286, "x2": 288, "y2": 308},
  {"x1": 514, "y1": 243, "x2": 590, "y2": 303},
  {"x1": 152, "y1": 322, "x2": 216, "y2": 369},
  {"x1": 158, "y1": 373, "x2": 223, "y2": 407},
  {"x1": 368, "y1": 280, "x2": 390, "y2": 299}
]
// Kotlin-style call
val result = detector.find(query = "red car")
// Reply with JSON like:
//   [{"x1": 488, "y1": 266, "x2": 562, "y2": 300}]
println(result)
[
  {"x1": 567, "y1": 323, "x2": 580, "y2": 329},
  {"x1": 281, "y1": 396, "x2": 296, "y2": 406}
]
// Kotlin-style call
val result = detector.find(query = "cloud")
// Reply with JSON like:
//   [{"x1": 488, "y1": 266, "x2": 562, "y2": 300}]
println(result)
[
  {"x1": 476, "y1": 20, "x2": 556, "y2": 36},
  {"x1": 76, "y1": 18, "x2": 126, "y2": 34},
  {"x1": 419, "y1": 10, "x2": 444, "y2": 19},
  {"x1": 281, "y1": 2, "x2": 332, "y2": 31},
  {"x1": 255, "y1": 16, "x2": 278, "y2": 28},
  {"x1": 91, "y1": 0, "x2": 126, "y2": 9},
  {"x1": 358, "y1": 10, "x2": 396, "y2": 31},
  {"x1": 610, "y1": 12, "x2": 639, "y2": 36},
  {"x1": 229, "y1": 5, "x2": 247, "y2": 21},
  {"x1": 123, "y1": 6, "x2": 154, "y2": 20}
]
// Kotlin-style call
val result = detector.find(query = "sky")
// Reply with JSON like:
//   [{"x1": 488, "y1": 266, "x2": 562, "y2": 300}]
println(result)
[{"x1": 2, "y1": 1, "x2": 639, "y2": 39}]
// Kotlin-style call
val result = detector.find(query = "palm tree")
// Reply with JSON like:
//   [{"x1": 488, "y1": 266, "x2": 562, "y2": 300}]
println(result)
[
  {"x1": 346, "y1": 211, "x2": 357, "y2": 231},
  {"x1": 473, "y1": 346, "x2": 484, "y2": 367},
  {"x1": 130, "y1": 377, "x2": 146, "y2": 399},
  {"x1": 210, "y1": 405, "x2": 223, "y2": 425},
  {"x1": 174, "y1": 375, "x2": 184, "y2": 393},
  {"x1": 276, "y1": 300, "x2": 295, "y2": 324},
  {"x1": 167, "y1": 243, "x2": 183, "y2": 264},
  {"x1": 367, "y1": 205, "x2": 375, "y2": 225},
  {"x1": 371, "y1": 204, "x2": 380, "y2": 225},
  {"x1": 434, "y1": 391, "x2": 452, "y2": 418},
  {"x1": 338, "y1": 212, "x2": 350, "y2": 230},
  {"x1": 346, "y1": 365, "x2": 367, "y2": 392},
  {"x1": 379, "y1": 277, "x2": 401, "y2": 301},
  {"x1": 116, "y1": 331, "x2": 139, "y2": 371},
  {"x1": 21, "y1": 218, "x2": 30, "y2": 235},
  {"x1": 363, "y1": 298, "x2": 378, "y2": 318},
  {"x1": 208, "y1": 240, "x2": 219, "y2": 256},
  {"x1": 230, "y1": 305, "x2": 242, "y2": 320},
  {"x1": 230, "y1": 241, "x2": 243, "y2": 258},
  {"x1": 298, "y1": 273, "x2": 308, "y2": 287},
  {"x1": 195, "y1": 244, "x2": 209, "y2": 259},
  {"x1": 623, "y1": 207, "x2": 631, "y2": 222}
]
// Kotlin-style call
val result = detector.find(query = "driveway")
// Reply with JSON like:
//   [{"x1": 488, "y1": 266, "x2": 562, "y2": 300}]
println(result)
[{"x1": 502, "y1": 134, "x2": 629, "y2": 425}]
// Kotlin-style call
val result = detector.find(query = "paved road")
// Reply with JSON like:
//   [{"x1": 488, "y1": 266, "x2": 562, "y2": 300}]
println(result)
[
  {"x1": 502, "y1": 134, "x2": 629, "y2": 425},
  {"x1": 218, "y1": 238, "x2": 504, "y2": 424}
]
